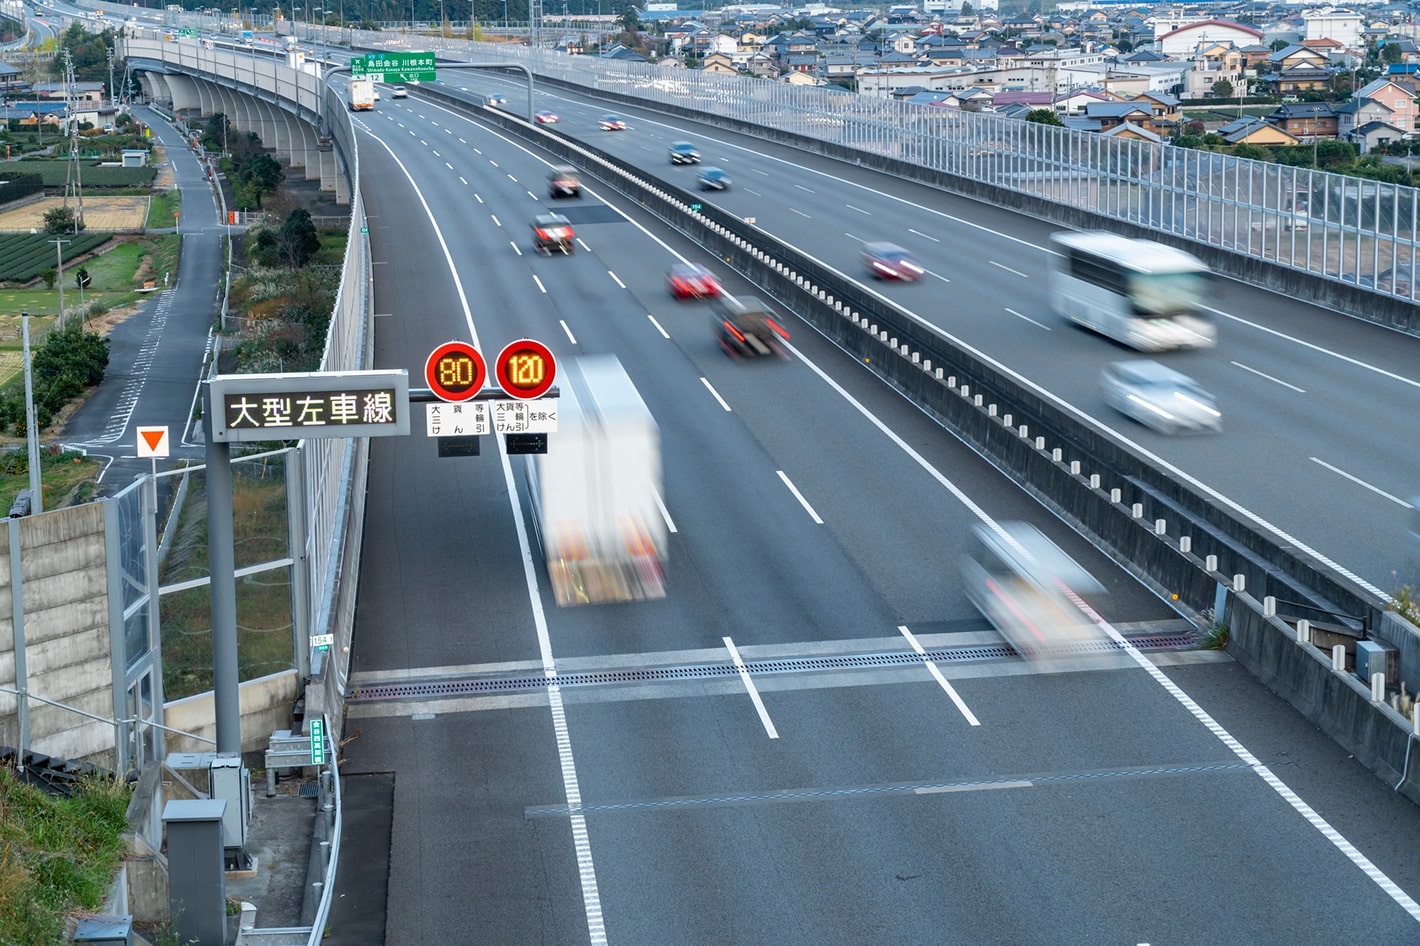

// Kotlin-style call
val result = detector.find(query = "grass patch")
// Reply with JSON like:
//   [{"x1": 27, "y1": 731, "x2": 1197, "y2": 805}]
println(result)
[
  {"x1": 315, "y1": 229, "x2": 348, "y2": 264},
  {"x1": 159, "y1": 458, "x2": 294, "y2": 700},
  {"x1": 145, "y1": 189, "x2": 180, "y2": 230},
  {"x1": 0, "y1": 768, "x2": 132, "y2": 946},
  {"x1": 0, "y1": 450, "x2": 103, "y2": 510},
  {"x1": 1201, "y1": 615, "x2": 1230, "y2": 649}
]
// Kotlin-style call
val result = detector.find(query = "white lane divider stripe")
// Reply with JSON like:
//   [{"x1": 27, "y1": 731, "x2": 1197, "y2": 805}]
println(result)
[
  {"x1": 776, "y1": 470, "x2": 823, "y2": 524},
  {"x1": 898, "y1": 626, "x2": 980, "y2": 726},
  {"x1": 724, "y1": 637, "x2": 779, "y2": 739}
]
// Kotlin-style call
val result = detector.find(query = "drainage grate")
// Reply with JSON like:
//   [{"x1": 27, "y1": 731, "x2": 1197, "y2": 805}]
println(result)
[{"x1": 349, "y1": 631, "x2": 1197, "y2": 703}]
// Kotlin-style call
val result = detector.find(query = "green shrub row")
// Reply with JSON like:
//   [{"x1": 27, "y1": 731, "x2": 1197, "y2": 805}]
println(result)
[
  {"x1": 0, "y1": 323, "x2": 110, "y2": 434},
  {"x1": 0, "y1": 233, "x2": 110, "y2": 282},
  {"x1": 14, "y1": 161, "x2": 156, "y2": 187},
  {"x1": 0, "y1": 173, "x2": 42, "y2": 205}
]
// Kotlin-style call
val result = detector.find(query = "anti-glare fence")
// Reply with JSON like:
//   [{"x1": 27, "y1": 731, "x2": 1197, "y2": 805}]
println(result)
[{"x1": 372, "y1": 29, "x2": 1420, "y2": 302}]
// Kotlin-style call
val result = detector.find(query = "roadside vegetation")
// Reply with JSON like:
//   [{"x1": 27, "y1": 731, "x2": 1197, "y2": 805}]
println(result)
[{"x1": 0, "y1": 769, "x2": 132, "y2": 946}]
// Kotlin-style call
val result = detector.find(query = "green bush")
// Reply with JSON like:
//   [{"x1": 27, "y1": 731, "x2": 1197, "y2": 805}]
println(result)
[{"x1": 0, "y1": 323, "x2": 110, "y2": 432}]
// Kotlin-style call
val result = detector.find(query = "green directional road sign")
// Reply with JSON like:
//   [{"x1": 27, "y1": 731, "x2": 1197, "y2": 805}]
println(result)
[
  {"x1": 351, "y1": 51, "x2": 436, "y2": 84},
  {"x1": 309, "y1": 718, "x2": 326, "y2": 765},
  {"x1": 178, "y1": 28, "x2": 198, "y2": 37}
]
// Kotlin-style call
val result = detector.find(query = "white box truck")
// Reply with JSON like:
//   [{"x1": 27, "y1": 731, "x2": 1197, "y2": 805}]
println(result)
[
  {"x1": 347, "y1": 77, "x2": 375, "y2": 112},
  {"x1": 526, "y1": 355, "x2": 666, "y2": 607}
]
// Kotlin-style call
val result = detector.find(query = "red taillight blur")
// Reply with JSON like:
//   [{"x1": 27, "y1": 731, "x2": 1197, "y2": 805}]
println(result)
[
  {"x1": 722, "y1": 320, "x2": 746, "y2": 343},
  {"x1": 535, "y1": 228, "x2": 549, "y2": 241},
  {"x1": 766, "y1": 318, "x2": 789, "y2": 341}
]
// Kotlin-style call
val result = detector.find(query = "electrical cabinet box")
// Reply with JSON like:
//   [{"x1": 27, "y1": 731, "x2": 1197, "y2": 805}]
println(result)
[
  {"x1": 209, "y1": 752, "x2": 251, "y2": 851},
  {"x1": 1356, "y1": 640, "x2": 1398, "y2": 688}
]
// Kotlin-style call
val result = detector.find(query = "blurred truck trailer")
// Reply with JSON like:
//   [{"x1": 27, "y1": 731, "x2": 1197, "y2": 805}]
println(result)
[{"x1": 527, "y1": 355, "x2": 666, "y2": 606}]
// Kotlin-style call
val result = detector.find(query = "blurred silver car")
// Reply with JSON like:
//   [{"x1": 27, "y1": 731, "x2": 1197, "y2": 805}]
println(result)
[{"x1": 1101, "y1": 360, "x2": 1221, "y2": 434}]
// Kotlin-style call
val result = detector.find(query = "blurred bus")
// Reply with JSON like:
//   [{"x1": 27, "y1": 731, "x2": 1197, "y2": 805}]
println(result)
[
  {"x1": 1048, "y1": 231, "x2": 1216, "y2": 351},
  {"x1": 963, "y1": 522, "x2": 1107, "y2": 664}
]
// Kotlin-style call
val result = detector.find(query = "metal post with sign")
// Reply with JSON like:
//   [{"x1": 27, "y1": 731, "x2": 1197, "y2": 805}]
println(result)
[
  {"x1": 204, "y1": 370, "x2": 410, "y2": 762},
  {"x1": 420, "y1": 340, "x2": 559, "y2": 455}
]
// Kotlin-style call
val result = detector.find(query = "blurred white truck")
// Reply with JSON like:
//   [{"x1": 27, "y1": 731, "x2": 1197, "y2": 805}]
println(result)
[
  {"x1": 526, "y1": 355, "x2": 666, "y2": 607},
  {"x1": 347, "y1": 77, "x2": 375, "y2": 111}
]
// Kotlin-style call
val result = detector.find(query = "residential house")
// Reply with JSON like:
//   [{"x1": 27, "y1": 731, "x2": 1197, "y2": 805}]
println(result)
[
  {"x1": 1131, "y1": 90, "x2": 1182, "y2": 125},
  {"x1": 781, "y1": 70, "x2": 827, "y2": 86},
  {"x1": 1267, "y1": 101, "x2": 1339, "y2": 139},
  {"x1": 700, "y1": 52, "x2": 739, "y2": 75},
  {"x1": 1350, "y1": 76, "x2": 1418, "y2": 133},
  {"x1": 737, "y1": 31, "x2": 767, "y2": 53},
  {"x1": 31, "y1": 81, "x2": 105, "y2": 105},
  {"x1": 1183, "y1": 41, "x2": 1246, "y2": 99},
  {"x1": 1216, "y1": 115, "x2": 1302, "y2": 146},
  {"x1": 1260, "y1": 44, "x2": 1334, "y2": 94},
  {"x1": 1349, "y1": 120, "x2": 1410, "y2": 154},
  {"x1": 1082, "y1": 100, "x2": 1160, "y2": 134}
]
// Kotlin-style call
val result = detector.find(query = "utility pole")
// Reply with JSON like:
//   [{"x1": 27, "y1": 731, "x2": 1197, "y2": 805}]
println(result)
[
  {"x1": 52, "y1": 237, "x2": 70, "y2": 328},
  {"x1": 106, "y1": 45, "x2": 115, "y2": 109},
  {"x1": 21, "y1": 313, "x2": 41, "y2": 514}
]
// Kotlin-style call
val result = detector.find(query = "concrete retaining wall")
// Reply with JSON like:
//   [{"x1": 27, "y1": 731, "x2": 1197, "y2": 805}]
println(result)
[
  {"x1": 164, "y1": 669, "x2": 300, "y2": 754},
  {"x1": 0, "y1": 503, "x2": 118, "y2": 762}
]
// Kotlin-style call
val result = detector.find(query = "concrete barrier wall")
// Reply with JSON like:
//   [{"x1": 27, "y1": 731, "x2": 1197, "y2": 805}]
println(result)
[
  {"x1": 1225, "y1": 591, "x2": 1420, "y2": 806},
  {"x1": 163, "y1": 669, "x2": 300, "y2": 754},
  {"x1": 0, "y1": 503, "x2": 119, "y2": 762}
]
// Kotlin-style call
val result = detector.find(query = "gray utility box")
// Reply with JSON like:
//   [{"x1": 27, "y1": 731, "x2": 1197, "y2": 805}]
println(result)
[
  {"x1": 1356, "y1": 640, "x2": 1398, "y2": 687},
  {"x1": 209, "y1": 752, "x2": 251, "y2": 852}
]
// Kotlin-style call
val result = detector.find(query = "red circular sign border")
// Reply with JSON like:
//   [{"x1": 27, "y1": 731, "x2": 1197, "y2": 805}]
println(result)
[
  {"x1": 424, "y1": 340, "x2": 487, "y2": 403},
  {"x1": 495, "y1": 339, "x2": 557, "y2": 400}
]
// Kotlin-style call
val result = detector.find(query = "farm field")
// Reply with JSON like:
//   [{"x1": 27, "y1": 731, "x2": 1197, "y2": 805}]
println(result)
[{"x1": 0, "y1": 197, "x2": 150, "y2": 232}]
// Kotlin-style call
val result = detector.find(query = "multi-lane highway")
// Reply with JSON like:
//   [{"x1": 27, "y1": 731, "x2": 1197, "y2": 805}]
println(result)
[
  {"x1": 335, "y1": 80, "x2": 1420, "y2": 944},
  {"x1": 457, "y1": 77, "x2": 1420, "y2": 600}
]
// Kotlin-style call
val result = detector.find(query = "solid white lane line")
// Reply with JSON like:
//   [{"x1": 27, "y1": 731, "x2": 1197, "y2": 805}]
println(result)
[
  {"x1": 1004, "y1": 307, "x2": 1051, "y2": 331},
  {"x1": 898, "y1": 626, "x2": 980, "y2": 726},
  {"x1": 1231, "y1": 361, "x2": 1306, "y2": 393},
  {"x1": 654, "y1": 489, "x2": 677, "y2": 533},
  {"x1": 647, "y1": 314, "x2": 670, "y2": 338},
  {"x1": 560, "y1": 320, "x2": 577, "y2": 344},
  {"x1": 724, "y1": 637, "x2": 779, "y2": 739},
  {"x1": 608, "y1": 271, "x2": 626, "y2": 289},
  {"x1": 357, "y1": 126, "x2": 606, "y2": 945},
  {"x1": 509, "y1": 241, "x2": 521, "y2": 256},
  {"x1": 532, "y1": 275, "x2": 547, "y2": 293},
  {"x1": 700, "y1": 377, "x2": 731, "y2": 411},
  {"x1": 1309, "y1": 458, "x2": 1412, "y2": 507},
  {"x1": 846, "y1": 205, "x2": 870, "y2": 215},
  {"x1": 1058, "y1": 582, "x2": 1420, "y2": 927},
  {"x1": 776, "y1": 470, "x2": 823, "y2": 524},
  {"x1": 908, "y1": 228, "x2": 940, "y2": 242},
  {"x1": 989, "y1": 260, "x2": 1029, "y2": 278}
]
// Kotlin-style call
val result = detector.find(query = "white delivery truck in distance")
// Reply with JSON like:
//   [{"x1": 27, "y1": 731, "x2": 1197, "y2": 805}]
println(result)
[
  {"x1": 347, "y1": 77, "x2": 375, "y2": 111},
  {"x1": 526, "y1": 355, "x2": 667, "y2": 607}
]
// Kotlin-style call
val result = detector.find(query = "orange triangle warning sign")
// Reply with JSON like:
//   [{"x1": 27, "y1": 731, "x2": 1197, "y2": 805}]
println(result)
[{"x1": 136, "y1": 426, "x2": 170, "y2": 459}]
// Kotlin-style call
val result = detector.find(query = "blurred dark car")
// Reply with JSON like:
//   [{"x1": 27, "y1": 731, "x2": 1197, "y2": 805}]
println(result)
[
  {"x1": 670, "y1": 141, "x2": 701, "y2": 164},
  {"x1": 697, "y1": 167, "x2": 731, "y2": 190},
  {"x1": 532, "y1": 213, "x2": 575, "y2": 254},
  {"x1": 862, "y1": 242, "x2": 924, "y2": 281},
  {"x1": 668, "y1": 263, "x2": 721, "y2": 300},
  {"x1": 714, "y1": 295, "x2": 790, "y2": 359},
  {"x1": 547, "y1": 166, "x2": 581, "y2": 199},
  {"x1": 1101, "y1": 360, "x2": 1221, "y2": 435}
]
